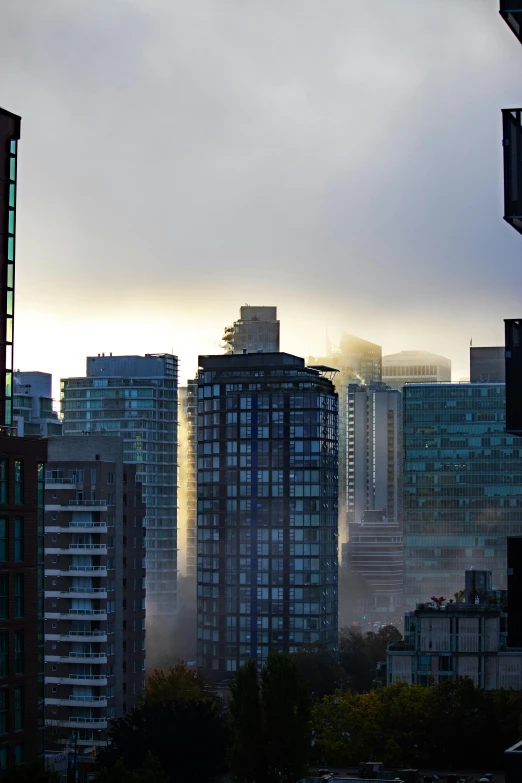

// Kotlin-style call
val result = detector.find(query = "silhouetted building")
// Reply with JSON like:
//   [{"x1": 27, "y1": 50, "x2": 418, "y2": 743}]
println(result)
[
  {"x1": 44, "y1": 436, "x2": 145, "y2": 752},
  {"x1": 403, "y1": 383, "x2": 522, "y2": 608},
  {"x1": 13, "y1": 372, "x2": 62, "y2": 437},
  {"x1": 505, "y1": 320, "x2": 522, "y2": 435},
  {"x1": 196, "y1": 353, "x2": 338, "y2": 678},
  {"x1": 382, "y1": 350, "x2": 451, "y2": 390},
  {"x1": 507, "y1": 537, "x2": 522, "y2": 648},
  {"x1": 223, "y1": 306, "x2": 280, "y2": 355},
  {"x1": 470, "y1": 347, "x2": 505, "y2": 383},
  {"x1": 60, "y1": 354, "x2": 178, "y2": 625}
]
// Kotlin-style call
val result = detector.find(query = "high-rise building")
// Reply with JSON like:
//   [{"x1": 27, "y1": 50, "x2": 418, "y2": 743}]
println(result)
[
  {"x1": 382, "y1": 350, "x2": 451, "y2": 390},
  {"x1": 196, "y1": 353, "x2": 338, "y2": 679},
  {"x1": 60, "y1": 354, "x2": 178, "y2": 625},
  {"x1": 470, "y1": 347, "x2": 505, "y2": 383},
  {"x1": 222, "y1": 306, "x2": 280, "y2": 355},
  {"x1": 44, "y1": 436, "x2": 146, "y2": 752},
  {"x1": 13, "y1": 372, "x2": 62, "y2": 437},
  {"x1": 403, "y1": 382, "x2": 522, "y2": 608},
  {"x1": 179, "y1": 380, "x2": 197, "y2": 577},
  {"x1": 309, "y1": 335, "x2": 382, "y2": 544},
  {"x1": 0, "y1": 107, "x2": 49, "y2": 770},
  {"x1": 343, "y1": 383, "x2": 402, "y2": 539},
  {"x1": 345, "y1": 510, "x2": 403, "y2": 618}
]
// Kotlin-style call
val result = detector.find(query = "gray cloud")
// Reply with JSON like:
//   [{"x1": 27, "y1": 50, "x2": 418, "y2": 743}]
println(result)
[{"x1": 0, "y1": 0, "x2": 519, "y2": 383}]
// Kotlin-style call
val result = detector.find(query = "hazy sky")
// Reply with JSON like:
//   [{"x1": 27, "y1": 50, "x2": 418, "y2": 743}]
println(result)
[{"x1": 1, "y1": 0, "x2": 521, "y2": 393}]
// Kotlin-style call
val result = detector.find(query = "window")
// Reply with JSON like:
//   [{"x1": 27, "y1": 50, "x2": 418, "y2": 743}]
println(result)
[
  {"x1": 14, "y1": 689, "x2": 23, "y2": 731},
  {"x1": 0, "y1": 520, "x2": 7, "y2": 562},
  {"x1": 0, "y1": 635, "x2": 7, "y2": 677},
  {"x1": 0, "y1": 462, "x2": 7, "y2": 504},
  {"x1": 0, "y1": 692, "x2": 8, "y2": 734},
  {"x1": 14, "y1": 744, "x2": 23, "y2": 765},
  {"x1": 14, "y1": 519, "x2": 23, "y2": 561},
  {"x1": 0, "y1": 577, "x2": 7, "y2": 620},
  {"x1": 0, "y1": 747, "x2": 6, "y2": 769},
  {"x1": 14, "y1": 575, "x2": 23, "y2": 619},
  {"x1": 107, "y1": 473, "x2": 115, "y2": 485},
  {"x1": 14, "y1": 632, "x2": 23, "y2": 675},
  {"x1": 14, "y1": 462, "x2": 23, "y2": 504}
]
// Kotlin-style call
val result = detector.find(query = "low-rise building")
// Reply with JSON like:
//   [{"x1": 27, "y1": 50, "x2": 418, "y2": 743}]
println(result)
[
  {"x1": 387, "y1": 569, "x2": 522, "y2": 689},
  {"x1": 13, "y1": 371, "x2": 62, "y2": 437}
]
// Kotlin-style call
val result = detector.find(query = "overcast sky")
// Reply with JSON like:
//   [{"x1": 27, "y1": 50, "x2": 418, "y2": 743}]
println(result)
[{"x1": 1, "y1": 0, "x2": 521, "y2": 390}]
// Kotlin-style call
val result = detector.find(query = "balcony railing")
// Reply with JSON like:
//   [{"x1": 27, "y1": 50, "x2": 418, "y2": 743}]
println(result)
[
  {"x1": 67, "y1": 566, "x2": 106, "y2": 573},
  {"x1": 62, "y1": 609, "x2": 106, "y2": 616},
  {"x1": 69, "y1": 522, "x2": 107, "y2": 529},
  {"x1": 68, "y1": 717, "x2": 107, "y2": 724},
  {"x1": 68, "y1": 674, "x2": 106, "y2": 680},
  {"x1": 64, "y1": 652, "x2": 107, "y2": 659},
  {"x1": 67, "y1": 544, "x2": 106, "y2": 550},
  {"x1": 61, "y1": 631, "x2": 107, "y2": 639},
  {"x1": 62, "y1": 588, "x2": 107, "y2": 594},
  {"x1": 69, "y1": 695, "x2": 106, "y2": 702}
]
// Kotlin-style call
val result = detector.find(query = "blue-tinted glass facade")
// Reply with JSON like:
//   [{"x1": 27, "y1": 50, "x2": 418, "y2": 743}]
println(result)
[
  {"x1": 196, "y1": 353, "x2": 338, "y2": 679},
  {"x1": 403, "y1": 383, "x2": 522, "y2": 608}
]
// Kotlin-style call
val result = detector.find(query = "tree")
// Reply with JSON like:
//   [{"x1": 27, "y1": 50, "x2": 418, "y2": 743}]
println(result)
[
  {"x1": 228, "y1": 658, "x2": 264, "y2": 783},
  {"x1": 97, "y1": 667, "x2": 228, "y2": 782},
  {"x1": 261, "y1": 650, "x2": 312, "y2": 783},
  {"x1": 228, "y1": 652, "x2": 312, "y2": 783},
  {"x1": 0, "y1": 763, "x2": 60, "y2": 783},
  {"x1": 292, "y1": 643, "x2": 347, "y2": 700},
  {"x1": 94, "y1": 754, "x2": 169, "y2": 783},
  {"x1": 339, "y1": 627, "x2": 402, "y2": 692}
]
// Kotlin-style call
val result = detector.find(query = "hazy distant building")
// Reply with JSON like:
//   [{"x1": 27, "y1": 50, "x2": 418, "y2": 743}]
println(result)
[
  {"x1": 382, "y1": 350, "x2": 451, "y2": 389},
  {"x1": 470, "y1": 347, "x2": 505, "y2": 383},
  {"x1": 403, "y1": 382, "x2": 522, "y2": 608},
  {"x1": 309, "y1": 335, "x2": 382, "y2": 542},
  {"x1": 343, "y1": 383, "x2": 402, "y2": 541},
  {"x1": 196, "y1": 353, "x2": 338, "y2": 678},
  {"x1": 60, "y1": 354, "x2": 178, "y2": 625},
  {"x1": 13, "y1": 372, "x2": 62, "y2": 437},
  {"x1": 223, "y1": 306, "x2": 280, "y2": 354},
  {"x1": 44, "y1": 436, "x2": 145, "y2": 751},
  {"x1": 179, "y1": 380, "x2": 197, "y2": 577},
  {"x1": 346, "y1": 510, "x2": 403, "y2": 615}
]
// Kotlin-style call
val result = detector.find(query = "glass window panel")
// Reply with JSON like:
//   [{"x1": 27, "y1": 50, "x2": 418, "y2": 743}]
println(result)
[
  {"x1": 6, "y1": 318, "x2": 13, "y2": 343},
  {"x1": 0, "y1": 634, "x2": 7, "y2": 677},
  {"x1": 14, "y1": 462, "x2": 23, "y2": 504},
  {"x1": 14, "y1": 688, "x2": 23, "y2": 731},
  {"x1": 8, "y1": 185, "x2": 15, "y2": 208},
  {"x1": 14, "y1": 519, "x2": 23, "y2": 561},
  {"x1": 7, "y1": 265, "x2": 13, "y2": 290},
  {"x1": 0, "y1": 520, "x2": 6, "y2": 561},
  {"x1": 14, "y1": 574, "x2": 23, "y2": 618},
  {"x1": 7, "y1": 238, "x2": 14, "y2": 262},
  {"x1": 10, "y1": 140, "x2": 16, "y2": 154},
  {"x1": 8, "y1": 211, "x2": 14, "y2": 235},
  {"x1": 0, "y1": 463, "x2": 7, "y2": 505},
  {"x1": 9, "y1": 157, "x2": 15, "y2": 182},
  {"x1": 0, "y1": 691, "x2": 7, "y2": 734}
]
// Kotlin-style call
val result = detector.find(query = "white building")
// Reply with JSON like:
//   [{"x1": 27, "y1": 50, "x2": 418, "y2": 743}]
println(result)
[
  {"x1": 382, "y1": 350, "x2": 451, "y2": 390},
  {"x1": 387, "y1": 570, "x2": 522, "y2": 690}
]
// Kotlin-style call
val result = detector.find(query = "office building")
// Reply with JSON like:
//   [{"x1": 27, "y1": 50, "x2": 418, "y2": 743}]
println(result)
[
  {"x1": 382, "y1": 350, "x2": 451, "y2": 390},
  {"x1": 470, "y1": 347, "x2": 505, "y2": 383},
  {"x1": 179, "y1": 380, "x2": 197, "y2": 577},
  {"x1": 345, "y1": 510, "x2": 403, "y2": 617},
  {"x1": 44, "y1": 436, "x2": 146, "y2": 751},
  {"x1": 223, "y1": 306, "x2": 280, "y2": 355},
  {"x1": 343, "y1": 383, "x2": 402, "y2": 540},
  {"x1": 196, "y1": 353, "x2": 338, "y2": 679},
  {"x1": 0, "y1": 107, "x2": 51, "y2": 770},
  {"x1": 60, "y1": 354, "x2": 178, "y2": 624},
  {"x1": 387, "y1": 570, "x2": 522, "y2": 689},
  {"x1": 13, "y1": 372, "x2": 62, "y2": 438},
  {"x1": 403, "y1": 382, "x2": 522, "y2": 608}
]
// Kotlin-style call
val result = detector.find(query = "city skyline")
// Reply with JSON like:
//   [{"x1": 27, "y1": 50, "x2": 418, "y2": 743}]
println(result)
[{"x1": 0, "y1": 0, "x2": 519, "y2": 391}]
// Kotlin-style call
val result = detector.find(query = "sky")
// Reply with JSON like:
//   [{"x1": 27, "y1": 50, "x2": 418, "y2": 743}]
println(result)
[{"x1": 0, "y1": 0, "x2": 521, "y2": 395}]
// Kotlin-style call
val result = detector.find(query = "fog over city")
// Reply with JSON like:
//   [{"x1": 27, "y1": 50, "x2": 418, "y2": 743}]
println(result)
[{"x1": 0, "y1": 0, "x2": 519, "y2": 386}]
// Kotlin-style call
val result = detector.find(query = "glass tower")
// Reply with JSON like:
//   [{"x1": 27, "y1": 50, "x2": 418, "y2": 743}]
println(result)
[
  {"x1": 403, "y1": 383, "x2": 522, "y2": 607},
  {"x1": 196, "y1": 353, "x2": 338, "y2": 679},
  {"x1": 61, "y1": 354, "x2": 178, "y2": 623}
]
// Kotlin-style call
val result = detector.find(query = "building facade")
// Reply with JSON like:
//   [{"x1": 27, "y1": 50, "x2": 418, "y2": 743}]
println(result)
[
  {"x1": 13, "y1": 372, "x2": 62, "y2": 438},
  {"x1": 0, "y1": 107, "x2": 49, "y2": 770},
  {"x1": 44, "y1": 436, "x2": 146, "y2": 751},
  {"x1": 344, "y1": 383, "x2": 402, "y2": 537},
  {"x1": 470, "y1": 347, "x2": 505, "y2": 384},
  {"x1": 345, "y1": 510, "x2": 403, "y2": 616},
  {"x1": 196, "y1": 353, "x2": 338, "y2": 679},
  {"x1": 223, "y1": 306, "x2": 280, "y2": 355},
  {"x1": 382, "y1": 350, "x2": 451, "y2": 390},
  {"x1": 387, "y1": 571, "x2": 521, "y2": 690},
  {"x1": 403, "y1": 382, "x2": 522, "y2": 608},
  {"x1": 179, "y1": 380, "x2": 197, "y2": 577},
  {"x1": 60, "y1": 354, "x2": 178, "y2": 624}
]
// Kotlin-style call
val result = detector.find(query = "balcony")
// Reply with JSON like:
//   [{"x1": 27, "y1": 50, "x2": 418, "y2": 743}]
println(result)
[
  {"x1": 66, "y1": 544, "x2": 107, "y2": 555},
  {"x1": 64, "y1": 566, "x2": 107, "y2": 575},
  {"x1": 60, "y1": 610, "x2": 107, "y2": 619},
  {"x1": 61, "y1": 588, "x2": 107, "y2": 599},
  {"x1": 46, "y1": 696, "x2": 107, "y2": 707},
  {"x1": 61, "y1": 653, "x2": 107, "y2": 664},
  {"x1": 500, "y1": 1, "x2": 522, "y2": 44},
  {"x1": 62, "y1": 718, "x2": 108, "y2": 728},
  {"x1": 46, "y1": 477, "x2": 79, "y2": 487},
  {"x1": 67, "y1": 674, "x2": 107, "y2": 682},
  {"x1": 60, "y1": 631, "x2": 107, "y2": 641}
]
